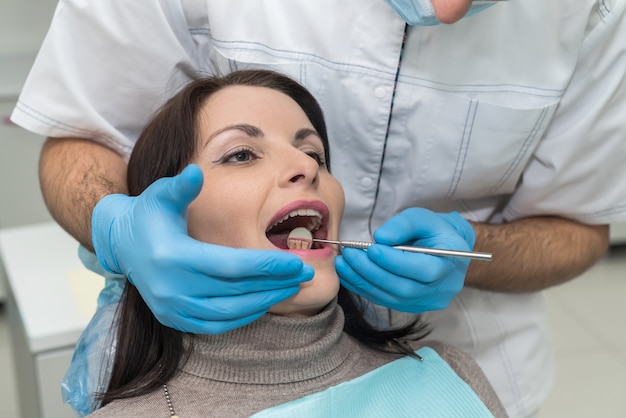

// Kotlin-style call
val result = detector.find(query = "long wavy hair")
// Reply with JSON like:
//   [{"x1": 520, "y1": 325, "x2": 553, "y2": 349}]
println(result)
[{"x1": 100, "y1": 69, "x2": 428, "y2": 406}]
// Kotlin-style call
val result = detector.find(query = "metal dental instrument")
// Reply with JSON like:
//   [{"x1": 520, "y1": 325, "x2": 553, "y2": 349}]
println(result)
[{"x1": 312, "y1": 239, "x2": 492, "y2": 261}]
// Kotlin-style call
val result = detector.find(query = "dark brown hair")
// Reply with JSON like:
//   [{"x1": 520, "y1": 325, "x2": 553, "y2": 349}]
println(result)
[{"x1": 100, "y1": 69, "x2": 427, "y2": 406}]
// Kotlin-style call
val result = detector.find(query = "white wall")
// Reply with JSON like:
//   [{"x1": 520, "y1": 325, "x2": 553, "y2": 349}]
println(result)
[
  {"x1": 611, "y1": 223, "x2": 626, "y2": 244},
  {"x1": 0, "y1": 0, "x2": 58, "y2": 97},
  {"x1": 0, "y1": 0, "x2": 57, "y2": 54}
]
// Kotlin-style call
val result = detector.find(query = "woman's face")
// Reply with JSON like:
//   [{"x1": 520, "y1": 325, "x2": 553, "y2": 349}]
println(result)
[{"x1": 188, "y1": 85, "x2": 345, "y2": 317}]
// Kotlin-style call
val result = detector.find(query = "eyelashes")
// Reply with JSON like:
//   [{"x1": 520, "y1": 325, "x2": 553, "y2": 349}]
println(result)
[
  {"x1": 305, "y1": 151, "x2": 327, "y2": 167},
  {"x1": 221, "y1": 146, "x2": 258, "y2": 164},
  {"x1": 219, "y1": 146, "x2": 327, "y2": 167}
]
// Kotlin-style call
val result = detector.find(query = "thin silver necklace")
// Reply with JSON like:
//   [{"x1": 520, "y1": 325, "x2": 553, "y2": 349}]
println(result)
[{"x1": 163, "y1": 383, "x2": 179, "y2": 418}]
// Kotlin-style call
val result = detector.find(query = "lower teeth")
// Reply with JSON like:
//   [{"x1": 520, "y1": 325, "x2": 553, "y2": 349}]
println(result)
[{"x1": 287, "y1": 227, "x2": 313, "y2": 250}]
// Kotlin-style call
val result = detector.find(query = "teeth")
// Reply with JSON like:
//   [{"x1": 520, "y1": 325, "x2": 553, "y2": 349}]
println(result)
[
  {"x1": 287, "y1": 227, "x2": 313, "y2": 250},
  {"x1": 268, "y1": 209, "x2": 323, "y2": 232}
]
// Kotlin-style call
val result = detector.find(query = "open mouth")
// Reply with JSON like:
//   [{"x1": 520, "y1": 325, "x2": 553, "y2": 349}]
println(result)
[{"x1": 266, "y1": 208, "x2": 325, "y2": 250}]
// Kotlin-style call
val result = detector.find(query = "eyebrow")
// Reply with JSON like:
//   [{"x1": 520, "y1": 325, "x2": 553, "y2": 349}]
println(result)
[
  {"x1": 204, "y1": 124, "x2": 321, "y2": 147},
  {"x1": 295, "y1": 128, "x2": 320, "y2": 141},
  {"x1": 204, "y1": 124, "x2": 263, "y2": 147}
]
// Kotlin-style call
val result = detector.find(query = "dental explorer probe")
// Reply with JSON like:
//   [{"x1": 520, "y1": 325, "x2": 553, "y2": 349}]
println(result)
[{"x1": 312, "y1": 239, "x2": 493, "y2": 261}]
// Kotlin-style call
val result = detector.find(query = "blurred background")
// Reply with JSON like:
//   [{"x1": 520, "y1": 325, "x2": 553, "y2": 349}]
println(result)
[{"x1": 1, "y1": 1, "x2": 625, "y2": 417}]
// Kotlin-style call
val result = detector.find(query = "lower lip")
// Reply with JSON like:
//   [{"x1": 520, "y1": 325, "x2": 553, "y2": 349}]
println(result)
[{"x1": 283, "y1": 245, "x2": 335, "y2": 259}]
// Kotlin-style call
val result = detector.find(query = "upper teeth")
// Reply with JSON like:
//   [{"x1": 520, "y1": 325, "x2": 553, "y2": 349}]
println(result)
[{"x1": 269, "y1": 209, "x2": 322, "y2": 231}]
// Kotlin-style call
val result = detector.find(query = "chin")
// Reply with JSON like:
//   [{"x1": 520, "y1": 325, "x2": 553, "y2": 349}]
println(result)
[{"x1": 270, "y1": 273, "x2": 339, "y2": 317}]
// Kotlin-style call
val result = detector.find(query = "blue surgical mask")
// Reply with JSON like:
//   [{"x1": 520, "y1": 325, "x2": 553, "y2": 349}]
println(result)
[{"x1": 385, "y1": 0, "x2": 498, "y2": 26}]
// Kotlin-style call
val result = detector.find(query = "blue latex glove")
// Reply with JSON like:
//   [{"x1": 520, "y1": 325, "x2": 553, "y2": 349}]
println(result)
[
  {"x1": 336, "y1": 208, "x2": 475, "y2": 313},
  {"x1": 92, "y1": 164, "x2": 314, "y2": 334}
]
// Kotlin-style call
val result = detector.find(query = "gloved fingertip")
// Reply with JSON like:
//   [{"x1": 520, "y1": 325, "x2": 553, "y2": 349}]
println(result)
[
  {"x1": 364, "y1": 243, "x2": 385, "y2": 259},
  {"x1": 181, "y1": 163, "x2": 203, "y2": 180},
  {"x1": 299, "y1": 264, "x2": 315, "y2": 282},
  {"x1": 373, "y1": 217, "x2": 408, "y2": 244},
  {"x1": 153, "y1": 165, "x2": 204, "y2": 211},
  {"x1": 178, "y1": 164, "x2": 204, "y2": 198},
  {"x1": 263, "y1": 252, "x2": 305, "y2": 276}
]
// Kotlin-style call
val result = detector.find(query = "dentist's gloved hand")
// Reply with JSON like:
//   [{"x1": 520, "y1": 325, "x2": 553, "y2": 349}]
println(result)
[
  {"x1": 337, "y1": 208, "x2": 475, "y2": 313},
  {"x1": 92, "y1": 164, "x2": 313, "y2": 334}
]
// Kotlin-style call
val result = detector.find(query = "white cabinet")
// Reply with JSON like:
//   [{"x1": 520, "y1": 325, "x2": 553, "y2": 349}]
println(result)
[
  {"x1": 0, "y1": 99, "x2": 53, "y2": 302},
  {"x1": 0, "y1": 223, "x2": 104, "y2": 418}
]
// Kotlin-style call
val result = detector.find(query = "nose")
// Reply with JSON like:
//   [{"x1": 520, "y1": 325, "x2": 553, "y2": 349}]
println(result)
[{"x1": 282, "y1": 148, "x2": 320, "y2": 188}]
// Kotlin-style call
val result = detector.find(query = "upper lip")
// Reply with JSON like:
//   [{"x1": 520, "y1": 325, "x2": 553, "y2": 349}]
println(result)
[{"x1": 267, "y1": 207, "x2": 322, "y2": 231}]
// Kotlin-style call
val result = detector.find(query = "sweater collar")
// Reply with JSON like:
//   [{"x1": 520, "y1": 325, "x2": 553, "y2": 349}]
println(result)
[{"x1": 181, "y1": 299, "x2": 355, "y2": 384}]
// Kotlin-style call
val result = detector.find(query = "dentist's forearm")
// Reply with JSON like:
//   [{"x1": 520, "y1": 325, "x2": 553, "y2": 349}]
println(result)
[
  {"x1": 39, "y1": 137, "x2": 128, "y2": 251},
  {"x1": 465, "y1": 216, "x2": 609, "y2": 292}
]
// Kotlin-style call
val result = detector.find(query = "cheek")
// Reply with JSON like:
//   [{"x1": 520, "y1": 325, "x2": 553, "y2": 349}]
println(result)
[
  {"x1": 187, "y1": 187, "x2": 238, "y2": 244},
  {"x1": 187, "y1": 182, "x2": 263, "y2": 247},
  {"x1": 325, "y1": 177, "x2": 346, "y2": 221},
  {"x1": 187, "y1": 197, "x2": 218, "y2": 243}
]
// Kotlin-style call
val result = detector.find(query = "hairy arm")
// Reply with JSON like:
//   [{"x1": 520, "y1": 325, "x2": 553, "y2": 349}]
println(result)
[
  {"x1": 39, "y1": 137, "x2": 128, "y2": 252},
  {"x1": 466, "y1": 217, "x2": 609, "y2": 292}
]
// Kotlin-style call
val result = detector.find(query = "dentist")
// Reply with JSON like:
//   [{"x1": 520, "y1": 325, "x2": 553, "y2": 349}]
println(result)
[{"x1": 11, "y1": 0, "x2": 626, "y2": 417}]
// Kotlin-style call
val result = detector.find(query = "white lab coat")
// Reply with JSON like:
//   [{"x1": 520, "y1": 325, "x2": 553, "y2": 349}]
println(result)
[{"x1": 12, "y1": 1, "x2": 626, "y2": 417}]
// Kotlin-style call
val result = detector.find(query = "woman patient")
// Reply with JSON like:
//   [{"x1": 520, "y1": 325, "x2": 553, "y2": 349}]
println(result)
[{"x1": 89, "y1": 69, "x2": 507, "y2": 417}]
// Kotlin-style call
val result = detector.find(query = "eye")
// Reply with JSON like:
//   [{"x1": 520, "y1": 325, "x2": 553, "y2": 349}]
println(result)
[
  {"x1": 222, "y1": 147, "x2": 259, "y2": 164},
  {"x1": 305, "y1": 150, "x2": 327, "y2": 167}
]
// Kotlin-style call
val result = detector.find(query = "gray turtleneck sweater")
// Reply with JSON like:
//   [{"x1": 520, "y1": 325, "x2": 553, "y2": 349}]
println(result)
[{"x1": 88, "y1": 300, "x2": 507, "y2": 417}]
